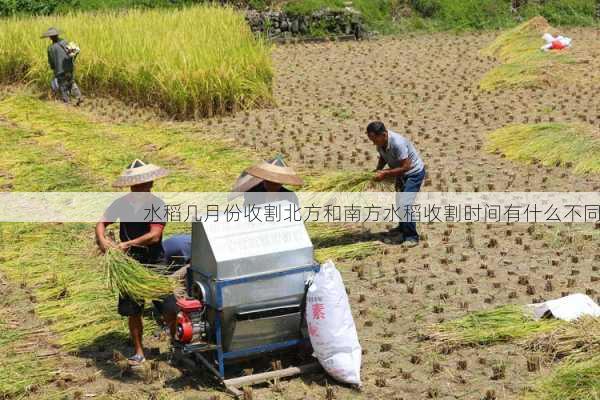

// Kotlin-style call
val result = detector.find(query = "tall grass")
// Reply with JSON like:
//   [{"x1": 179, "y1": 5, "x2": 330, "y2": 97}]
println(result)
[
  {"x1": 0, "y1": 6, "x2": 273, "y2": 118},
  {"x1": 487, "y1": 123, "x2": 600, "y2": 174}
]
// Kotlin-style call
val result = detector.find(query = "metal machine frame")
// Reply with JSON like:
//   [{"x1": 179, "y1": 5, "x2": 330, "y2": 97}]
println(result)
[{"x1": 182, "y1": 263, "x2": 321, "y2": 386}]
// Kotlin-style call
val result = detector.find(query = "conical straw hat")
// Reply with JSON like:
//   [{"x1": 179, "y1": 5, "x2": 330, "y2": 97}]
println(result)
[
  {"x1": 228, "y1": 156, "x2": 301, "y2": 200},
  {"x1": 112, "y1": 159, "x2": 169, "y2": 188},
  {"x1": 246, "y1": 162, "x2": 304, "y2": 186},
  {"x1": 41, "y1": 27, "x2": 61, "y2": 38}
]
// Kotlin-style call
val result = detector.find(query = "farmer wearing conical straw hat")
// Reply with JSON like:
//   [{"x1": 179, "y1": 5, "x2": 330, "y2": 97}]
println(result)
[
  {"x1": 366, "y1": 121, "x2": 426, "y2": 247},
  {"x1": 41, "y1": 27, "x2": 82, "y2": 105},
  {"x1": 230, "y1": 155, "x2": 303, "y2": 206},
  {"x1": 95, "y1": 160, "x2": 177, "y2": 366}
]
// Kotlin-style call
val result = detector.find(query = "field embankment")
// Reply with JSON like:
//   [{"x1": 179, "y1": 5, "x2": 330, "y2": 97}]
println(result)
[{"x1": 0, "y1": 6, "x2": 273, "y2": 118}]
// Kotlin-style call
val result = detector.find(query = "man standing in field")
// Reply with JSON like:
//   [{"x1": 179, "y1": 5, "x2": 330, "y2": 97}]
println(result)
[
  {"x1": 95, "y1": 160, "x2": 178, "y2": 366},
  {"x1": 367, "y1": 121, "x2": 426, "y2": 247},
  {"x1": 41, "y1": 27, "x2": 82, "y2": 105}
]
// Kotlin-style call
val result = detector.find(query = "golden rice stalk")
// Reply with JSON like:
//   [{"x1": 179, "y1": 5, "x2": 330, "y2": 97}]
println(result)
[
  {"x1": 304, "y1": 171, "x2": 395, "y2": 192},
  {"x1": 426, "y1": 305, "x2": 563, "y2": 350},
  {"x1": 103, "y1": 248, "x2": 175, "y2": 302},
  {"x1": 524, "y1": 317, "x2": 600, "y2": 362},
  {"x1": 486, "y1": 123, "x2": 600, "y2": 174},
  {"x1": 314, "y1": 241, "x2": 381, "y2": 263},
  {"x1": 522, "y1": 356, "x2": 600, "y2": 400}
]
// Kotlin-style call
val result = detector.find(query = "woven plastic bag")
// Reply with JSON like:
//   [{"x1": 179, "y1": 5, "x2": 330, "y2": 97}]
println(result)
[{"x1": 306, "y1": 260, "x2": 361, "y2": 385}]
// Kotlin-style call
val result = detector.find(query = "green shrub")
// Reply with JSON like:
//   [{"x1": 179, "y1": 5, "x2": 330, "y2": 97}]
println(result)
[
  {"x1": 410, "y1": 0, "x2": 440, "y2": 17},
  {"x1": 283, "y1": 0, "x2": 344, "y2": 15},
  {"x1": 0, "y1": 0, "x2": 59, "y2": 16},
  {"x1": 520, "y1": 0, "x2": 596, "y2": 26}
]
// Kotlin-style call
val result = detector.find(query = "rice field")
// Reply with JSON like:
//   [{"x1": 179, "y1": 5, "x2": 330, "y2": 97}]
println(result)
[
  {"x1": 0, "y1": 10, "x2": 599, "y2": 400},
  {"x1": 0, "y1": 6, "x2": 273, "y2": 118}
]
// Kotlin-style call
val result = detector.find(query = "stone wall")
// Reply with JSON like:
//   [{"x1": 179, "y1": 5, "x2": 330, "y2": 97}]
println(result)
[{"x1": 245, "y1": 7, "x2": 366, "y2": 41}]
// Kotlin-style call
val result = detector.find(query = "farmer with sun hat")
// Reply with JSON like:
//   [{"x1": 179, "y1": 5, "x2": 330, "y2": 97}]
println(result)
[
  {"x1": 230, "y1": 155, "x2": 303, "y2": 207},
  {"x1": 41, "y1": 27, "x2": 82, "y2": 104},
  {"x1": 95, "y1": 160, "x2": 179, "y2": 366}
]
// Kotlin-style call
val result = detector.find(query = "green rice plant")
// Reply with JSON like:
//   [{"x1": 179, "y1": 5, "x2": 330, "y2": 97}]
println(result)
[
  {"x1": 103, "y1": 248, "x2": 175, "y2": 302},
  {"x1": 304, "y1": 171, "x2": 395, "y2": 192},
  {"x1": 480, "y1": 16, "x2": 573, "y2": 91},
  {"x1": 525, "y1": 317, "x2": 600, "y2": 362},
  {"x1": 0, "y1": 6, "x2": 273, "y2": 118},
  {"x1": 314, "y1": 241, "x2": 381, "y2": 263},
  {"x1": 486, "y1": 123, "x2": 600, "y2": 174},
  {"x1": 427, "y1": 305, "x2": 564, "y2": 350},
  {"x1": 522, "y1": 356, "x2": 600, "y2": 400}
]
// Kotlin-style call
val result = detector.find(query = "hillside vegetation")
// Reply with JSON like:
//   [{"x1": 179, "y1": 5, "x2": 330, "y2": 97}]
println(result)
[{"x1": 0, "y1": 0, "x2": 596, "y2": 32}]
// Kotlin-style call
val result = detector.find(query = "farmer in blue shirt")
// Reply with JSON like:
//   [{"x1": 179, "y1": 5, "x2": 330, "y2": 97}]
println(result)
[{"x1": 367, "y1": 121, "x2": 426, "y2": 247}]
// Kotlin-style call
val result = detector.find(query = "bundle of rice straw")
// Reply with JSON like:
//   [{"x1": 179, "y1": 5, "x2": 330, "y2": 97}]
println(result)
[
  {"x1": 307, "y1": 223, "x2": 362, "y2": 247},
  {"x1": 304, "y1": 171, "x2": 395, "y2": 192},
  {"x1": 427, "y1": 305, "x2": 563, "y2": 350},
  {"x1": 524, "y1": 316, "x2": 600, "y2": 362},
  {"x1": 314, "y1": 242, "x2": 381, "y2": 263},
  {"x1": 103, "y1": 248, "x2": 175, "y2": 301}
]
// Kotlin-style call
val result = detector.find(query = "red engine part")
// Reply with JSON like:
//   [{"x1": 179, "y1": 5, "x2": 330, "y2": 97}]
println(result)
[
  {"x1": 175, "y1": 299, "x2": 203, "y2": 344},
  {"x1": 176, "y1": 312, "x2": 194, "y2": 343},
  {"x1": 176, "y1": 298, "x2": 203, "y2": 313}
]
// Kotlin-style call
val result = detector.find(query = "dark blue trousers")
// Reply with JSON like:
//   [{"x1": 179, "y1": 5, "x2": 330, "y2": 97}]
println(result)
[{"x1": 395, "y1": 168, "x2": 426, "y2": 242}]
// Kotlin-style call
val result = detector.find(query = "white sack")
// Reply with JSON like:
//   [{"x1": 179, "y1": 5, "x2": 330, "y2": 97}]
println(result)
[
  {"x1": 306, "y1": 260, "x2": 361, "y2": 385},
  {"x1": 527, "y1": 293, "x2": 600, "y2": 321}
]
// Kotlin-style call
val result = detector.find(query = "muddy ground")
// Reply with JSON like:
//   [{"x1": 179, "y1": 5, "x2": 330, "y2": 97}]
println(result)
[{"x1": 4, "y1": 27, "x2": 600, "y2": 399}]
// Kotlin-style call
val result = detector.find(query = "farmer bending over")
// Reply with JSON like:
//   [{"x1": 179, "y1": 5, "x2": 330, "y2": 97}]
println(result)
[
  {"x1": 95, "y1": 160, "x2": 180, "y2": 366},
  {"x1": 41, "y1": 27, "x2": 82, "y2": 105},
  {"x1": 367, "y1": 121, "x2": 426, "y2": 247}
]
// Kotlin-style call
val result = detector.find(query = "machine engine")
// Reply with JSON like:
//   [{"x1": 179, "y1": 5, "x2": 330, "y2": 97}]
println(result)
[{"x1": 175, "y1": 298, "x2": 208, "y2": 344}]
